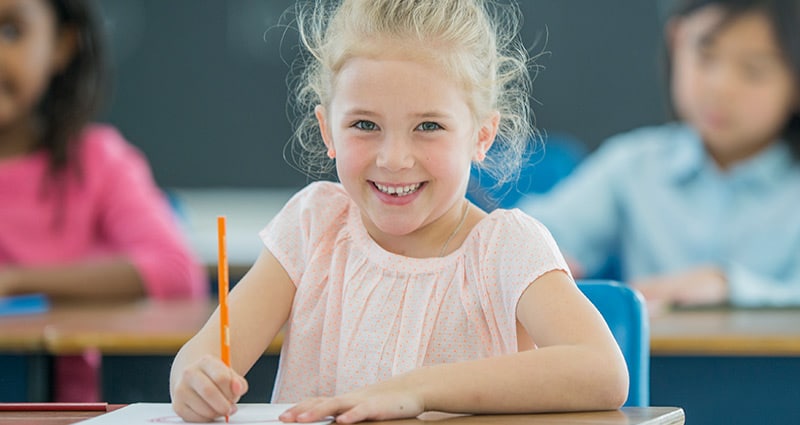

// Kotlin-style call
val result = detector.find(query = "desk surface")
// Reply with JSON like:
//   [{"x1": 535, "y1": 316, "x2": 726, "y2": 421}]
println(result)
[
  {"x1": 0, "y1": 406, "x2": 685, "y2": 425},
  {"x1": 650, "y1": 308, "x2": 800, "y2": 356},
  {"x1": 39, "y1": 300, "x2": 282, "y2": 355},
  {"x1": 3, "y1": 300, "x2": 800, "y2": 357},
  {"x1": 0, "y1": 312, "x2": 53, "y2": 352}
]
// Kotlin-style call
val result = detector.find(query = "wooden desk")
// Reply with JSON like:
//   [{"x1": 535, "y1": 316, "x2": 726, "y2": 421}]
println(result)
[
  {"x1": 0, "y1": 306, "x2": 109, "y2": 402},
  {"x1": 39, "y1": 300, "x2": 281, "y2": 404},
  {"x1": 0, "y1": 406, "x2": 685, "y2": 425},
  {"x1": 649, "y1": 308, "x2": 800, "y2": 425},
  {"x1": 0, "y1": 300, "x2": 282, "y2": 402},
  {"x1": 41, "y1": 300, "x2": 282, "y2": 355},
  {"x1": 650, "y1": 307, "x2": 800, "y2": 356}
]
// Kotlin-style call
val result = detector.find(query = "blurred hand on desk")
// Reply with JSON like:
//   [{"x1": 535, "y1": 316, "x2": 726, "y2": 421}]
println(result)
[{"x1": 632, "y1": 266, "x2": 728, "y2": 317}]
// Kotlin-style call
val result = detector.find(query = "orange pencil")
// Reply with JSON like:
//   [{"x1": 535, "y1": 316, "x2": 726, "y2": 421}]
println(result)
[{"x1": 217, "y1": 215, "x2": 231, "y2": 422}]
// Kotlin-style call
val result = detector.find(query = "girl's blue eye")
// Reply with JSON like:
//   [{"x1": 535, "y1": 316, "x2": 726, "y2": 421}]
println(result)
[
  {"x1": 417, "y1": 122, "x2": 441, "y2": 131},
  {"x1": 354, "y1": 120, "x2": 377, "y2": 131}
]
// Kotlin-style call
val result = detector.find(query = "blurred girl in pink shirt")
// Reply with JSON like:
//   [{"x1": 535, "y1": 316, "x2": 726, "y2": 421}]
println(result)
[
  {"x1": 0, "y1": 0, "x2": 206, "y2": 401},
  {"x1": 170, "y1": 0, "x2": 627, "y2": 423}
]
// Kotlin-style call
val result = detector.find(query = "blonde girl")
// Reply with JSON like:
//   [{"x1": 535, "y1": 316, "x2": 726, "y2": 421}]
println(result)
[{"x1": 170, "y1": 1, "x2": 627, "y2": 422}]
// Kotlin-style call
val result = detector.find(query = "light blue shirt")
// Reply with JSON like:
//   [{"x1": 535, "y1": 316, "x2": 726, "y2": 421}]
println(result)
[{"x1": 518, "y1": 123, "x2": 800, "y2": 307}]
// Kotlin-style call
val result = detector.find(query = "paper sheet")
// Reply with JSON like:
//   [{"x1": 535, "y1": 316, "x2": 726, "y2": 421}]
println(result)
[{"x1": 74, "y1": 403, "x2": 332, "y2": 424}]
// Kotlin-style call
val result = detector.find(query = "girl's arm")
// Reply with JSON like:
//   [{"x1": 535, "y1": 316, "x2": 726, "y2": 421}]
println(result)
[
  {"x1": 170, "y1": 248, "x2": 295, "y2": 423},
  {"x1": 280, "y1": 270, "x2": 628, "y2": 424}
]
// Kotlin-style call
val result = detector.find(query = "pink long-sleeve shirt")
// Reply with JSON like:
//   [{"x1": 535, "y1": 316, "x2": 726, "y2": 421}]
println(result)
[{"x1": 0, "y1": 124, "x2": 206, "y2": 300}]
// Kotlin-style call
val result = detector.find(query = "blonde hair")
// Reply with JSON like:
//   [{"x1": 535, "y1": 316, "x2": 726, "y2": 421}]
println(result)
[{"x1": 286, "y1": 0, "x2": 535, "y2": 184}]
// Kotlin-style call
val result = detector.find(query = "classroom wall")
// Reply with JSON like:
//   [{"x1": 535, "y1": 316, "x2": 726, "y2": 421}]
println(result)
[{"x1": 97, "y1": 0, "x2": 672, "y2": 188}]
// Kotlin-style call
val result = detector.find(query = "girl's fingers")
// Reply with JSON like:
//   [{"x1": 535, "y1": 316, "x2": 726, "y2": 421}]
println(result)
[
  {"x1": 200, "y1": 359, "x2": 246, "y2": 402},
  {"x1": 280, "y1": 398, "x2": 342, "y2": 423},
  {"x1": 172, "y1": 359, "x2": 240, "y2": 421},
  {"x1": 172, "y1": 384, "x2": 225, "y2": 422},
  {"x1": 189, "y1": 367, "x2": 236, "y2": 416},
  {"x1": 231, "y1": 374, "x2": 249, "y2": 400},
  {"x1": 333, "y1": 406, "x2": 367, "y2": 424}
]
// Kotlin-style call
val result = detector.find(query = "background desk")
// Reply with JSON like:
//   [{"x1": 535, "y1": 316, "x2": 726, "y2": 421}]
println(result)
[
  {"x1": 0, "y1": 311, "x2": 55, "y2": 401},
  {"x1": 649, "y1": 308, "x2": 800, "y2": 425},
  {"x1": 11, "y1": 294, "x2": 798, "y2": 425},
  {"x1": 0, "y1": 406, "x2": 684, "y2": 425},
  {"x1": 41, "y1": 300, "x2": 282, "y2": 404}
]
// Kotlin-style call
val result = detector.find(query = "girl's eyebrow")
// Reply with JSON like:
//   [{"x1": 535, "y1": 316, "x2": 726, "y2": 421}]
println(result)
[
  {"x1": 341, "y1": 109, "x2": 453, "y2": 121},
  {"x1": 342, "y1": 108, "x2": 379, "y2": 117},
  {"x1": 411, "y1": 111, "x2": 453, "y2": 120},
  {"x1": 344, "y1": 107, "x2": 453, "y2": 120}
]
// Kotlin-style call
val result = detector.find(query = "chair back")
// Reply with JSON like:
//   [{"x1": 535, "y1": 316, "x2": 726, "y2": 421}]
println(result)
[
  {"x1": 467, "y1": 133, "x2": 586, "y2": 211},
  {"x1": 577, "y1": 280, "x2": 649, "y2": 407}
]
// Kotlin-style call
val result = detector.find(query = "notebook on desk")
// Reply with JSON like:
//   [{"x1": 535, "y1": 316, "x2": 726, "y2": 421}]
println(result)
[
  {"x1": 74, "y1": 403, "x2": 332, "y2": 424},
  {"x1": 0, "y1": 293, "x2": 49, "y2": 317}
]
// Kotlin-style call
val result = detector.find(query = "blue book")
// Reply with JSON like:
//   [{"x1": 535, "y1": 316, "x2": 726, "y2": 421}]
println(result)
[{"x1": 0, "y1": 293, "x2": 50, "y2": 317}]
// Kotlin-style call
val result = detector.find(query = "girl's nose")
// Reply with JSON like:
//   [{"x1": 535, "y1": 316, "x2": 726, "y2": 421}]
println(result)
[
  {"x1": 704, "y1": 63, "x2": 736, "y2": 99},
  {"x1": 376, "y1": 134, "x2": 414, "y2": 171}
]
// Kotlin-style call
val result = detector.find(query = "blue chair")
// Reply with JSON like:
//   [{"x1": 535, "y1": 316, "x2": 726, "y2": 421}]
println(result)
[
  {"x1": 467, "y1": 132, "x2": 587, "y2": 211},
  {"x1": 577, "y1": 280, "x2": 649, "y2": 407}
]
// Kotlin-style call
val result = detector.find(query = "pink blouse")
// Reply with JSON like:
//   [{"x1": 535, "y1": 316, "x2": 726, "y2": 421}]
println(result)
[
  {"x1": 261, "y1": 181, "x2": 569, "y2": 402},
  {"x1": 0, "y1": 124, "x2": 206, "y2": 300}
]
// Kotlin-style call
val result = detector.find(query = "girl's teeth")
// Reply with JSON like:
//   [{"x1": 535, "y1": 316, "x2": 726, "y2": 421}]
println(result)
[{"x1": 375, "y1": 183, "x2": 421, "y2": 196}]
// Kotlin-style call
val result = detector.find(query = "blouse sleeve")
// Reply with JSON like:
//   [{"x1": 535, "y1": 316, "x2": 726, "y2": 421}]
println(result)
[
  {"x1": 87, "y1": 125, "x2": 207, "y2": 300},
  {"x1": 473, "y1": 209, "x2": 572, "y2": 339},
  {"x1": 259, "y1": 181, "x2": 350, "y2": 285}
]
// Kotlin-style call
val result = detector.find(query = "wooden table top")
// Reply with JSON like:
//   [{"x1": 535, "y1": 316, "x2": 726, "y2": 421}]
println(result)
[
  {"x1": 0, "y1": 312, "x2": 53, "y2": 352},
  {"x1": 650, "y1": 307, "x2": 800, "y2": 356},
  {"x1": 39, "y1": 300, "x2": 282, "y2": 355},
  {"x1": 3, "y1": 298, "x2": 799, "y2": 357},
  {"x1": 0, "y1": 406, "x2": 684, "y2": 425}
]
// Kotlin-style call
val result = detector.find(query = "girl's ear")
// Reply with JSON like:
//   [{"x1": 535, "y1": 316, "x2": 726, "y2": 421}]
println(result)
[
  {"x1": 51, "y1": 26, "x2": 79, "y2": 74},
  {"x1": 474, "y1": 111, "x2": 500, "y2": 162},
  {"x1": 315, "y1": 105, "x2": 335, "y2": 158}
]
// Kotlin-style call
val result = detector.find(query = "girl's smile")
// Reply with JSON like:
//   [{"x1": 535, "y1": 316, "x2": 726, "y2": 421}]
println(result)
[{"x1": 370, "y1": 181, "x2": 426, "y2": 206}]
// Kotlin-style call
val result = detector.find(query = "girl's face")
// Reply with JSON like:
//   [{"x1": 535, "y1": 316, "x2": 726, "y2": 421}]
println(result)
[
  {"x1": 670, "y1": 6, "x2": 798, "y2": 168},
  {"x1": 316, "y1": 55, "x2": 497, "y2": 255},
  {"x1": 0, "y1": 0, "x2": 72, "y2": 130}
]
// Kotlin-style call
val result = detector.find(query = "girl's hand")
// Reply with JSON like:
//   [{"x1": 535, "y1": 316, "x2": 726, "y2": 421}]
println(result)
[
  {"x1": 632, "y1": 266, "x2": 728, "y2": 315},
  {"x1": 279, "y1": 379, "x2": 424, "y2": 424},
  {"x1": 171, "y1": 354, "x2": 249, "y2": 422}
]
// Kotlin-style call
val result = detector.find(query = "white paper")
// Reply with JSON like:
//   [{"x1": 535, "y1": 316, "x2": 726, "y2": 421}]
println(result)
[{"x1": 74, "y1": 403, "x2": 332, "y2": 424}]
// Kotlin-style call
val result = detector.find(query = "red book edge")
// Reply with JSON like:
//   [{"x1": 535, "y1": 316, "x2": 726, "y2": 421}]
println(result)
[{"x1": 0, "y1": 402, "x2": 109, "y2": 411}]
